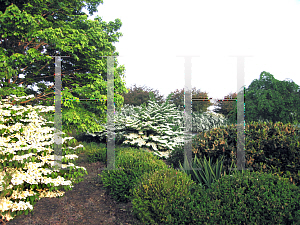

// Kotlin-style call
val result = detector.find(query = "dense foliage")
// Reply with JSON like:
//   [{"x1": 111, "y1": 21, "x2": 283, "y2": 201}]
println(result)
[
  {"x1": 117, "y1": 84, "x2": 167, "y2": 110},
  {"x1": 190, "y1": 120, "x2": 300, "y2": 187},
  {"x1": 201, "y1": 170, "x2": 300, "y2": 224},
  {"x1": 99, "y1": 147, "x2": 168, "y2": 203},
  {"x1": 212, "y1": 91, "x2": 238, "y2": 121},
  {"x1": 223, "y1": 71, "x2": 300, "y2": 126},
  {"x1": 0, "y1": 0, "x2": 129, "y2": 139},
  {"x1": 163, "y1": 87, "x2": 215, "y2": 114}
]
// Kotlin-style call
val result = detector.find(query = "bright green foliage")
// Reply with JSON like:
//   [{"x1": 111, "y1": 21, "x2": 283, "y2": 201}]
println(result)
[
  {"x1": 84, "y1": 143, "x2": 130, "y2": 164},
  {"x1": 84, "y1": 145, "x2": 107, "y2": 164},
  {"x1": 98, "y1": 147, "x2": 168, "y2": 203},
  {"x1": 129, "y1": 167, "x2": 197, "y2": 225},
  {"x1": 191, "y1": 120, "x2": 300, "y2": 188},
  {"x1": 0, "y1": 0, "x2": 129, "y2": 140},
  {"x1": 201, "y1": 170, "x2": 300, "y2": 224}
]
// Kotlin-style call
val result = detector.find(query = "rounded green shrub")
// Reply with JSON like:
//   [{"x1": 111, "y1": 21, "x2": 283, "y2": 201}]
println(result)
[
  {"x1": 199, "y1": 169, "x2": 300, "y2": 224},
  {"x1": 98, "y1": 147, "x2": 168, "y2": 203},
  {"x1": 169, "y1": 182, "x2": 222, "y2": 224},
  {"x1": 129, "y1": 167, "x2": 198, "y2": 225},
  {"x1": 190, "y1": 120, "x2": 300, "y2": 187}
]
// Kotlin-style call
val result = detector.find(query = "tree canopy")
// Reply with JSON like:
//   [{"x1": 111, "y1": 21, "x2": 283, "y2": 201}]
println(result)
[
  {"x1": 0, "y1": 0, "x2": 129, "y2": 138},
  {"x1": 223, "y1": 71, "x2": 300, "y2": 126},
  {"x1": 165, "y1": 87, "x2": 215, "y2": 115},
  {"x1": 212, "y1": 91, "x2": 238, "y2": 119},
  {"x1": 116, "y1": 84, "x2": 167, "y2": 111}
]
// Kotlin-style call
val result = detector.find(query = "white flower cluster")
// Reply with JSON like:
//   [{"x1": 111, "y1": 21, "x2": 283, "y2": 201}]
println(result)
[
  {"x1": 84, "y1": 99, "x2": 230, "y2": 159},
  {"x1": 0, "y1": 95, "x2": 86, "y2": 222}
]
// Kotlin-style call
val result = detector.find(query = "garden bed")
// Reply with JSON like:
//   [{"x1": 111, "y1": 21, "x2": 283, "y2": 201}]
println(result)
[{"x1": 2, "y1": 144, "x2": 149, "y2": 225}]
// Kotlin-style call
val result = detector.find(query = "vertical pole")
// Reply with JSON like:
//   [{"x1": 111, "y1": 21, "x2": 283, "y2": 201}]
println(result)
[
  {"x1": 53, "y1": 56, "x2": 63, "y2": 171},
  {"x1": 51, "y1": 55, "x2": 69, "y2": 171},
  {"x1": 229, "y1": 55, "x2": 253, "y2": 173},
  {"x1": 50, "y1": 55, "x2": 123, "y2": 172},
  {"x1": 236, "y1": 57, "x2": 246, "y2": 171},
  {"x1": 177, "y1": 55, "x2": 201, "y2": 171},
  {"x1": 106, "y1": 56, "x2": 116, "y2": 170},
  {"x1": 177, "y1": 55, "x2": 253, "y2": 173},
  {"x1": 183, "y1": 57, "x2": 193, "y2": 170}
]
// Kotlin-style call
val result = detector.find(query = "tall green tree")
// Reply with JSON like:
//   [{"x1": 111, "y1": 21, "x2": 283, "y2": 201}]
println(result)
[
  {"x1": 166, "y1": 87, "x2": 215, "y2": 115},
  {"x1": 272, "y1": 77, "x2": 300, "y2": 124},
  {"x1": 0, "y1": 0, "x2": 91, "y2": 102},
  {"x1": 0, "y1": 0, "x2": 129, "y2": 138},
  {"x1": 225, "y1": 71, "x2": 300, "y2": 126}
]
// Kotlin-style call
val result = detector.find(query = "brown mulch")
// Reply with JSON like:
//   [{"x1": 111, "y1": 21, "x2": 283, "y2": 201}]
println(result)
[{"x1": 0, "y1": 149, "x2": 174, "y2": 225}]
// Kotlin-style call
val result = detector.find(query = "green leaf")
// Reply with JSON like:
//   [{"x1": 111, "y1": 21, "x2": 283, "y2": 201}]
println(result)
[{"x1": 0, "y1": 0, "x2": 128, "y2": 164}]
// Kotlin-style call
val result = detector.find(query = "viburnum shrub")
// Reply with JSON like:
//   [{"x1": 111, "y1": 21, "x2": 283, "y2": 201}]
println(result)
[
  {"x1": 85, "y1": 92, "x2": 230, "y2": 160},
  {"x1": 0, "y1": 95, "x2": 87, "y2": 222}
]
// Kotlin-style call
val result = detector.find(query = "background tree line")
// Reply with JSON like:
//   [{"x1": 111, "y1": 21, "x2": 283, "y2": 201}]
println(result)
[
  {"x1": 118, "y1": 84, "x2": 215, "y2": 115},
  {"x1": 214, "y1": 71, "x2": 300, "y2": 126},
  {"x1": 119, "y1": 71, "x2": 300, "y2": 127}
]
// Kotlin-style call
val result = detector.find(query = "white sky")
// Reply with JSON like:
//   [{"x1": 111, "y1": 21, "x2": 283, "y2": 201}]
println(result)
[{"x1": 3, "y1": 0, "x2": 300, "y2": 113}]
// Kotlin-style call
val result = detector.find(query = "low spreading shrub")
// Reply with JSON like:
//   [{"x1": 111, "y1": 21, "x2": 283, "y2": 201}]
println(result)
[
  {"x1": 129, "y1": 167, "x2": 197, "y2": 225},
  {"x1": 98, "y1": 147, "x2": 168, "y2": 203},
  {"x1": 197, "y1": 169, "x2": 300, "y2": 224},
  {"x1": 128, "y1": 167, "x2": 300, "y2": 224}
]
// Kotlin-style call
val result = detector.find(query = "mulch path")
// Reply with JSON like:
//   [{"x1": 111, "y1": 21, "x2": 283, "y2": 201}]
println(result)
[{"x1": 1, "y1": 150, "x2": 168, "y2": 225}]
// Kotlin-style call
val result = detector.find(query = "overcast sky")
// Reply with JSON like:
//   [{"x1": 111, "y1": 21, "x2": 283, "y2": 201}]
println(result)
[{"x1": 4, "y1": 0, "x2": 300, "y2": 113}]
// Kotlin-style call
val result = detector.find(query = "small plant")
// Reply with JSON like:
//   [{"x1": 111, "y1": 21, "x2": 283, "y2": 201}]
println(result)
[
  {"x1": 177, "y1": 153, "x2": 239, "y2": 192},
  {"x1": 85, "y1": 147, "x2": 107, "y2": 164},
  {"x1": 84, "y1": 144, "x2": 129, "y2": 164}
]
